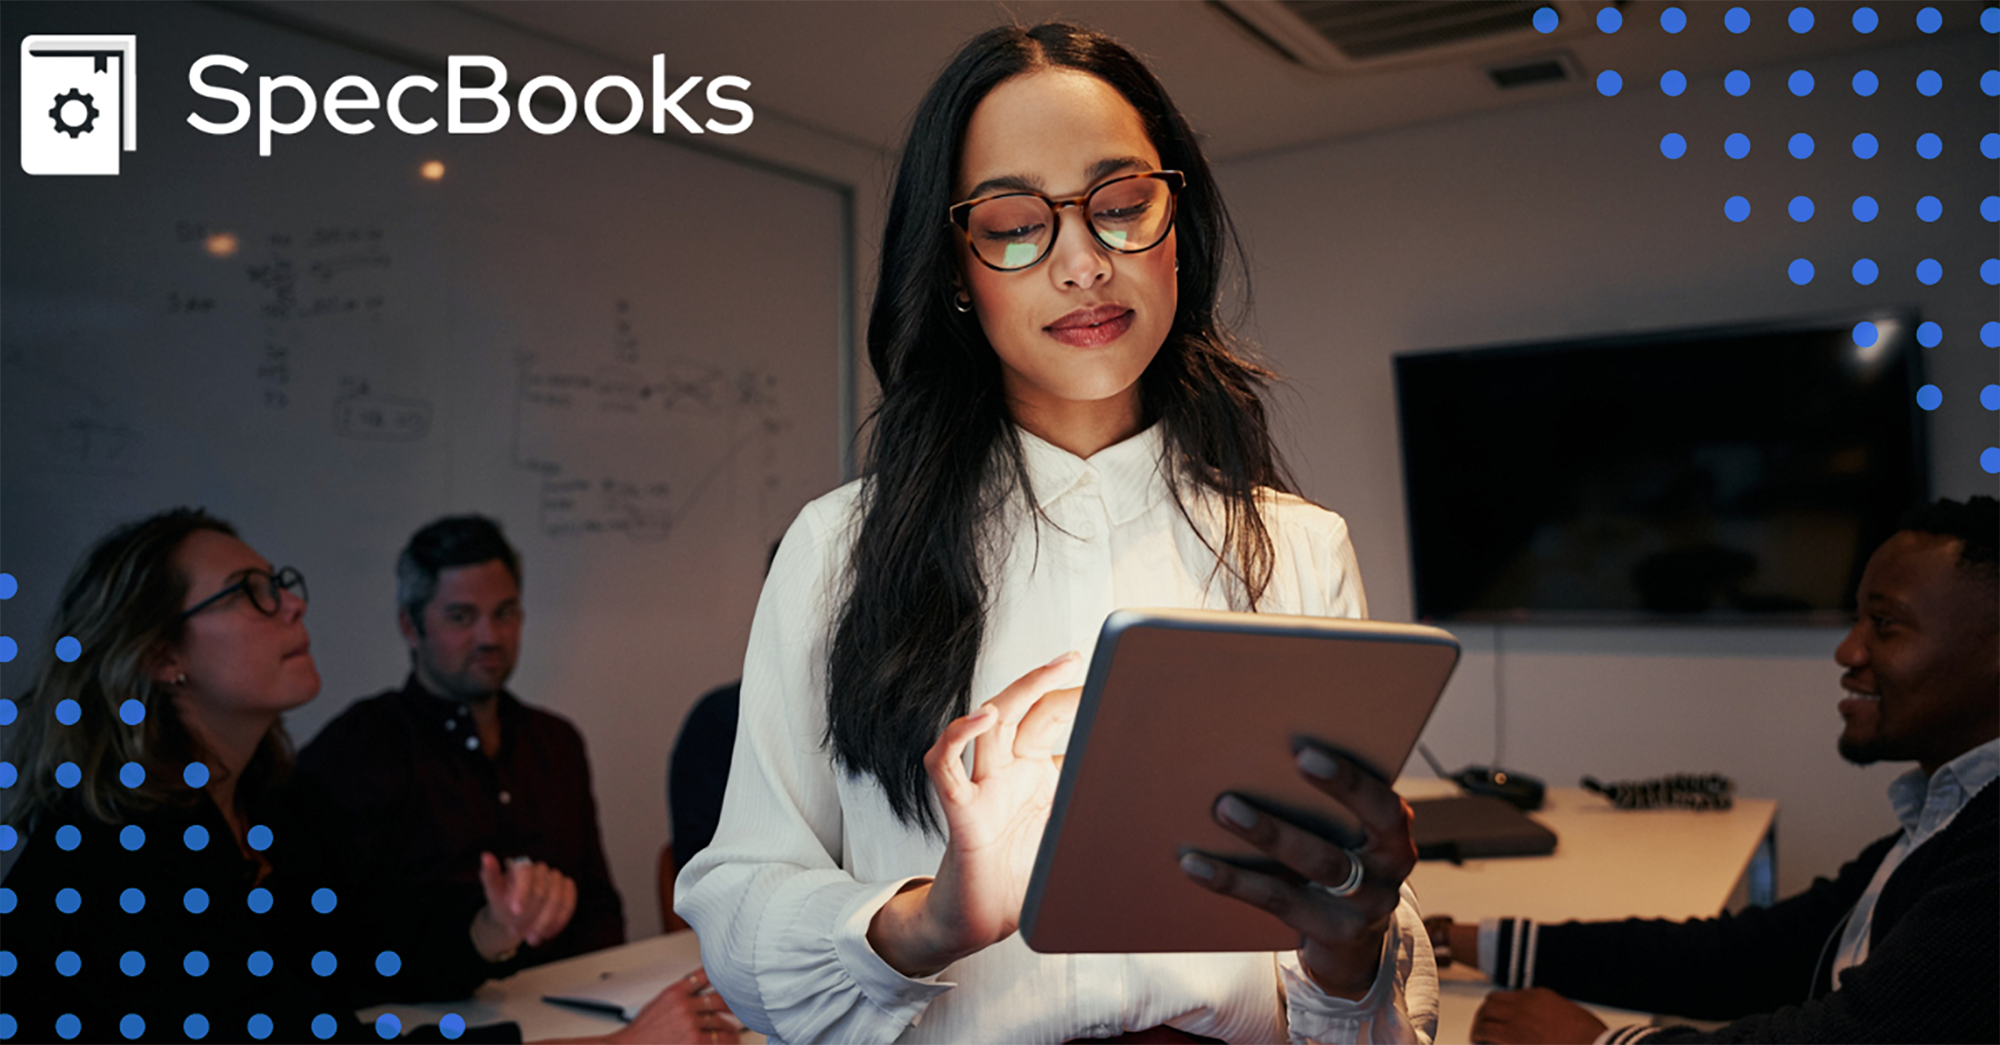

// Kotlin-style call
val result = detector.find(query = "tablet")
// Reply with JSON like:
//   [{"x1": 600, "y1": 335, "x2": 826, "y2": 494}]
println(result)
[{"x1": 1019, "y1": 609, "x2": 1459, "y2": 954}]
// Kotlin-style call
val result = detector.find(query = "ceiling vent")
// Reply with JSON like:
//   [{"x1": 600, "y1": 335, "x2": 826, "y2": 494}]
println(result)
[
  {"x1": 1216, "y1": 0, "x2": 1599, "y2": 74},
  {"x1": 1487, "y1": 52, "x2": 1582, "y2": 89}
]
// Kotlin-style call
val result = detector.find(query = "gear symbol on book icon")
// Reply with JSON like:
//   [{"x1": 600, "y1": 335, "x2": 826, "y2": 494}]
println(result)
[{"x1": 49, "y1": 88, "x2": 100, "y2": 138}]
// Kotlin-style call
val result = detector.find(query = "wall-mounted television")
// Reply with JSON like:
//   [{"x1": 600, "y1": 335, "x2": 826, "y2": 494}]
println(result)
[{"x1": 1394, "y1": 311, "x2": 1929, "y2": 623}]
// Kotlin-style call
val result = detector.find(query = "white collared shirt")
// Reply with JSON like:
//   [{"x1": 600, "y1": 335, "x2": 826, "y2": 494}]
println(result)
[
  {"x1": 1830, "y1": 737, "x2": 2000, "y2": 985},
  {"x1": 677, "y1": 424, "x2": 1437, "y2": 1044}
]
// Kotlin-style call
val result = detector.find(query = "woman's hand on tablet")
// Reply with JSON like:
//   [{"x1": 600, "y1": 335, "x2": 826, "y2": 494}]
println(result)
[
  {"x1": 867, "y1": 652, "x2": 1082, "y2": 977},
  {"x1": 1179, "y1": 743, "x2": 1418, "y2": 1000}
]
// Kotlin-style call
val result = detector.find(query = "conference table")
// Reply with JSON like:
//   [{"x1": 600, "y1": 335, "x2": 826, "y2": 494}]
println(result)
[
  {"x1": 1400, "y1": 778, "x2": 1778, "y2": 1044},
  {"x1": 365, "y1": 781, "x2": 1775, "y2": 1043}
]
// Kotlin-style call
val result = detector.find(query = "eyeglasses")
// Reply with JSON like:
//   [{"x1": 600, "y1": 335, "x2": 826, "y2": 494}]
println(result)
[
  {"x1": 178, "y1": 567, "x2": 308, "y2": 621},
  {"x1": 949, "y1": 170, "x2": 1184, "y2": 272}
]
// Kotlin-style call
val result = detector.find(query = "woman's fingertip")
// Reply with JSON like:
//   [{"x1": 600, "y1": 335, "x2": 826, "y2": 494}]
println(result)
[
  {"x1": 1179, "y1": 852, "x2": 1217, "y2": 881},
  {"x1": 1297, "y1": 746, "x2": 1339, "y2": 780}
]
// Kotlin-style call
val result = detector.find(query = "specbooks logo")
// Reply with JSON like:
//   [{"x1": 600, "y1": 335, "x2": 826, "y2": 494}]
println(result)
[
  {"x1": 20, "y1": 35, "x2": 138, "y2": 175},
  {"x1": 20, "y1": 35, "x2": 754, "y2": 175}
]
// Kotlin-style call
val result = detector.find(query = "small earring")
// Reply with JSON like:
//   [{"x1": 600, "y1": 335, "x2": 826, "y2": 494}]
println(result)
[
  {"x1": 953, "y1": 290, "x2": 973, "y2": 314},
  {"x1": 1174, "y1": 259, "x2": 1180, "y2": 274},
  {"x1": 173, "y1": 673, "x2": 187, "y2": 687}
]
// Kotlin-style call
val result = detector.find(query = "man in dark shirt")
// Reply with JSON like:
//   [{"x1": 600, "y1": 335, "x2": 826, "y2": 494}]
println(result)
[{"x1": 300, "y1": 515, "x2": 625, "y2": 965}]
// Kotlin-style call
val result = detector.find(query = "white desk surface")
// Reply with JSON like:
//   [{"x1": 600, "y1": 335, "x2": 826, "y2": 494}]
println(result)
[
  {"x1": 360, "y1": 932, "x2": 766, "y2": 1043},
  {"x1": 1398, "y1": 780, "x2": 1777, "y2": 1044}
]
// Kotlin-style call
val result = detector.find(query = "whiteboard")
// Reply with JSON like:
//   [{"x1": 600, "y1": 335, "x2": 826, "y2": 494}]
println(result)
[{"x1": 2, "y1": 3, "x2": 848, "y2": 939}]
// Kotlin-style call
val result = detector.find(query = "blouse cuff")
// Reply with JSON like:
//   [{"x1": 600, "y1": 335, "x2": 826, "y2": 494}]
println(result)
[
  {"x1": 830, "y1": 875, "x2": 957, "y2": 1013},
  {"x1": 1280, "y1": 888, "x2": 1429, "y2": 1044}
]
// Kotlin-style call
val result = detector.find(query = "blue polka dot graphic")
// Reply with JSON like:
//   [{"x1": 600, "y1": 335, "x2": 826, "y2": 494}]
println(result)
[
  {"x1": 0, "y1": 574, "x2": 14, "y2": 599},
  {"x1": 1726, "y1": 196, "x2": 1751, "y2": 222},
  {"x1": 1915, "y1": 133, "x2": 1941, "y2": 159},
  {"x1": 118, "y1": 699, "x2": 145, "y2": 725},
  {"x1": 1985, "y1": 259, "x2": 2000, "y2": 285},
  {"x1": 312, "y1": 1014, "x2": 338, "y2": 1040},
  {"x1": 1534, "y1": 7, "x2": 1557, "y2": 33},
  {"x1": 1916, "y1": 70, "x2": 1942, "y2": 96},
  {"x1": 1985, "y1": 7, "x2": 2000, "y2": 32},
  {"x1": 56, "y1": 950, "x2": 81, "y2": 977},
  {"x1": 1983, "y1": 322, "x2": 2000, "y2": 347},
  {"x1": 440, "y1": 1015, "x2": 466, "y2": 1040},
  {"x1": 0, "y1": 700, "x2": 16, "y2": 726},
  {"x1": 1853, "y1": 71, "x2": 1878, "y2": 96},
  {"x1": 1726, "y1": 7, "x2": 1750, "y2": 33},
  {"x1": 312, "y1": 951, "x2": 337, "y2": 976},
  {"x1": 0, "y1": 888, "x2": 13, "y2": 914},
  {"x1": 0, "y1": 826, "x2": 15, "y2": 852},
  {"x1": 184, "y1": 1015, "x2": 208, "y2": 1040},
  {"x1": 55, "y1": 699, "x2": 80, "y2": 725},
  {"x1": 183, "y1": 762, "x2": 210, "y2": 788},
  {"x1": 120, "y1": 1015, "x2": 143, "y2": 1041},
  {"x1": 1789, "y1": 259, "x2": 1814, "y2": 284},
  {"x1": 56, "y1": 762, "x2": 81, "y2": 789},
  {"x1": 56, "y1": 887, "x2": 80, "y2": 913},
  {"x1": 0, "y1": 1014, "x2": 17, "y2": 1041},
  {"x1": 0, "y1": 763, "x2": 16, "y2": 789},
  {"x1": 1984, "y1": 134, "x2": 2000, "y2": 160},
  {"x1": 55, "y1": 637, "x2": 81, "y2": 663},
  {"x1": 1661, "y1": 71, "x2": 1686, "y2": 96},
  {"x1": 1598, "y1": 7, "x2": 1622, "y2": 32},
  {"x1": 1725, "y1": 133, "x2": 1751, "y2": 159},
  {"x1": 1789, "y1": 7, "x2": 1813, "y2": 32},
  {"x1": 121, "y1": 824, "x2": 144, "y2": 850},
  {"x1": 119, "y1": 762, "x2": 144, "y2": 788},
  {"x1": 55, "y1": 824, "x2": 80, "y2": 850},
  {"x1": 313, "y1": 887, "x2": 338, "y2": 913},
  {"x1": 1916, "y1": 259, "x2": 1941, "y2": 285},
  {"x1": 120, "y1": 887, "x2": 144, "y2": 913},
  {"x1": 1984, "y1": 71, "x2": 1999, "y2": 97},
  {"x1": 120, "y1": 951, "x2": 144, "y2": 975},
  {"x1": 1852, "y1": 259, "x2": 1878, "y2": 285},
  {"x1": 184, "y1": 950, "x2": 209, "y2": 976},
  {"x1": 1661, "y1": 133, "x2": 1687, "y2": 158},
  {"x1": 1726, "y1": 70, "x2": 1751, "y2": 96},
  {"x1": 1853, "y1": 133, "x2": 1879, "y2": 158},
  {"x1": 1985, "y1": 449, "x2": 2000, "y2": 475},
  {"x1": 248, "y1": 1015, "x2": 273, "y2": 1041},
  {"x1": 1789, "y1": 133, "x2": 1814, "y2": 158},
  {"x1": 1916, "y1": 196, "x2": 1942, "y2": 222},
  {"x1": 1916, "y1": 6, "x2": 1941, "y2": 33},
  {"x1": 1788, "y1": 197, "x2": 1814, "y2": 221},
  {"x1": 0, "y1": 638, "x2": 14, "y2": 664},
  {"x1": 249, "y1": 950, "x2": 274, "y2": 976},
  {"x1": 248, "y1": 887, "x2": 273, "y2": 913},
  {"x1": 1789, "y1": 71, "x2": 1814, "y2": 96},
  {"x1": 377, "y1": 951, "x2": 402, "y2": 976},
  {"x1": 1917, "y1": 322, "x2": 1942, "y2": 347},
  {"x1": 376, "y1": 1015, "x2": 402, "y2": 1040},
  {"x1": 184, "y1": 825, "x2": 209, "y2": 851},
  {"x1": 57, "y1": 1014, "x2": 80, "y2": 1040},
  {"x1": 1597, "y1": 71, "x2": 1622, "y2": 96},
  {"x1": 1982, "y1": 386, "x2": 2000, "y2": 411},
  {"x1": 248, "y1": 824, "x2": 273, "y2": 850},
  {"x1": 184, "y1": 887, "x2": 209, "y2": 913},
  {"x1": 1855, "y1": 7, "x2": 1879, "y2": 32},
  {"x1": 1853, "y1": 322, "x2": 1879, "y2": 348},
  {"x1": 1917, "y1": 386, "x2": 1943, "y2": 411},
  {"x1": 0, "y1": 951, "x2": 13, "y2": 976},
  {"x1": 1661, "y1": 7, "x2": 1687, "y2": 33}
]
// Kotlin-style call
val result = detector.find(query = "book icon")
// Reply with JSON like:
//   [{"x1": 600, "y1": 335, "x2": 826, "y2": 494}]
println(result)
[{"x1": 20, "y1": 35, "x2": 137, "y2": 176}]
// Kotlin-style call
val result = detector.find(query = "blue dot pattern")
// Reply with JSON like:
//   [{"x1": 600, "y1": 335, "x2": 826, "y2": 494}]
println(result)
[
  {"x1": 0, "y1": 888, "x2": 14, "y2": 913},
  {"x1": 1789, "y1": 7, "x2": 1813, "y2": 32},
  {"x1": 1788, "y1": 196, "x2": 1814, "y2": 222},
  {"x1": 247, "y1": 887, "x2": 274, "y2": 914},
  {"x1": 55, "y1": 825, "x2": 80, "y2": 851},
  {"x1": 1852, "y1": 71, "x2": 1878, "y2": 96},
  {"x1": 1916, "y1": 6, "x2": 1941, "y2": 33},
  {"x1": 1985, "y1": 259, "x2": 2000, "y2": 285},
  {"x1": 1984, "y1": 71, "x2": 2000, "y2": 97},
  {"x1": 440, "y1": 1014, "x2": 467, "y2": 1040},
  {"x1": 313, "y1": 1014, "x2": 339, "y2": 1040},
  {"x1": 1984, "y1": 449, "x2": 2000, "y2": 475},
  {"x1": 1915, "y1": 259, "x2": 1941, "y2": 285},
  {"x1": 1983, "y1": 322, "x2": 2000, "y2": 347},
  {"x1": 1915, "y1": 133, "x2": 1941, "y2": 159},
  {"x1": 0, "y1": 951, "x2": 14, "y2": 976},
  {"x1": 248, "y1": 950, "x2": 274, "y2": 976},
  {"x1": 56, "y1": 1014, "x2": 80, "y2": 1040},
  {"x1": 184, "y1": 887, "x2": 209, "y2": 913},
  {"x1": 1917, "y1": 386, "x2": 1943, "y2": 411},
  {"x1": 120, "y1": 1015, "x2": 144, "y2": 1041},
  {"x1": 184, "y1": 1014, "x2": 209, "y2": 1040},
  {"x1": 183, "y1": 762, "x2": 210, "y2": 788},
  {"x1": 1726, "y1": 70, "x2": 1750, "y2": 96},
  {"x1": 0, "y1": 1014, "x2": 15, "y2": 1040},
  {"x1": 1660, "y1": 71, "x2": 1686, "y2": 96},
  {"x1": 1852, "y1": 196, "x2": 1878, "y2": 222},
  {"x1": 0, "y1": 826, "x2": 16, "y2": 852},
  {"x1": 1916, "y1": 196, "x2": 1942, "y2": 222},
  {"x1": 0, "y1": 763, "x2": 13, "y2": 789},
  {"x1": 1984, "y1": 134, "x2": 2000, "y2": 160},
  {"x1": 1725, "y1": 133, "x2": 1751, "y2": 159},
  {"x1": 1985, "y1": 8, "x2": 2000, "y2": 32},
  {"x1": 1533, "y1": 7, "x2": 1557, "y2": 33},
  {"x1": 55, "y1": 637, "x2": 81, "y2": 663},
  {"x1": 1917, "y1": 322, "x2": 1943, "y2": 348},
  {"x1": 1789, "y1": 70, "x2": 1813, "y2": 96},
  {"x1": 119, "y1": 762, "x2": 144, "y2": 788},
  {"x1": 118, "y1": 699, "x2": 145, "y2": 725},
  {"x1": 1854, "y1": 7, "x2": 1879, "y2": 32},
  {"x1": 1982, "y1": 386, "x2": 2000, "y2": 411},
  {"x1": 1852, "y1": 259, "x2": 1878, "y2": 285},
  {"x1": 1661, "y1": 133, "x2": 1687, "y2": 159},
  {"x1": 120, "y1": 951, "x2": 144, "y2": 976},
  {"x1": 1726, "y1": 7, "x2": 1750, "y2": 33},
  {"x1": 0, "y1": 700, "x2": 15, "y2": 726},
  {"x1": 1788, "y1": 133, "x2": 1814, "y2": 158},
  {"x1": 1853, "y1": 133, "x2": 1879, "y2": 158},
  {"x1": 1725, "y1": 196, "x2": 1751, "y2": 222},
  {"x1": 55, "y1": 699, "x2": 80, "y2": 725},
  {"x1": 1597, "y1": 7, "x2": 1622, "y2": 32},
  {"x1": 56, "y1": 887, "x2": 81, "y2": 913},
  {"x1": 0, "y1": 574, "x2": 14, "y2": 599},
  {"x1": 377, "y1": 1015, "x2": 403, "y2": 1039},
  {"x1": 120, "y1": 824, "x2": 144, "y2": 850},
  {"x1": 248, "y1": 1015, "x2": 274, "y2": 1041},
  {"x1": 56, "y1": 762, "x2": 81, "y2": 789},
  {"x1": 377, "y1": 950, "x2": 401, "y2": 976},
  {"x1": 247, "y1": 824, "x2": 273, "y2": 851},
  {"x1": 120, "y1": 888, "x2": 144, "y2": 913},
  {"x1": 312, "y1": 951, "x2": 337, "y2": 977},
  {"x1": 1915, "y1": 70, "x2": 1942, "y2": 96},
  {"x1": 184, "y1": 825, "x2": 209, "y2": 851},
  {"x1": 1788, "y1": 259, "x2": 1814, "y2": 285},
  {"x1": 1598, "y1": 71, "x2": 1622, "y2": 96},
  {"x1": 184, "y1": 950, "x2": 210, "y2": 976},
  {"x1": 56, "y1": 950, "x2": 81, "y2": 977},
  {"x1": 312, "y1": 887, "x2": 338, "y2": 914},
  {"x1": 0, "y1": 638, "x2": 14, "y2": 663}
]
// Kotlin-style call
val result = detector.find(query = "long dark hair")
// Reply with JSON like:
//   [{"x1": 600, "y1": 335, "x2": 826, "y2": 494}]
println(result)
[
  {"x1": 828, "y1": 23, "x2": 1294, "y2": 834},
  {"x1": 5, "y1": 509, "x2": 293, "y2": 828}
]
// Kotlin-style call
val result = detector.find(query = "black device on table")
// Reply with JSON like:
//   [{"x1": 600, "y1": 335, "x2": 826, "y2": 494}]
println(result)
[{"x1": 1417, "y1": 743, "x2": 1545, "y2": 810}]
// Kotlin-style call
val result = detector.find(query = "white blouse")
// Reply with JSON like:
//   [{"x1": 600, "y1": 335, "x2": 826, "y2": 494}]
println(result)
[{"x1": 676, "y1": 424, "x2": 1437, "y2": 1044}]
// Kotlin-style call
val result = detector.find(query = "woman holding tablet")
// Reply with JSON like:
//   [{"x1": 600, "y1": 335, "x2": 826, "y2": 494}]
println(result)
[{"x1": 677, "y1": 23, "x2": 1432, "y2": 1044}]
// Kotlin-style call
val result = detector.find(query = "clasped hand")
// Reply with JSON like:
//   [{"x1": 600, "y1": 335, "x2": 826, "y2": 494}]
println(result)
[{"x1": 472, "y1": 851, "x2": 579, "y2": 960}]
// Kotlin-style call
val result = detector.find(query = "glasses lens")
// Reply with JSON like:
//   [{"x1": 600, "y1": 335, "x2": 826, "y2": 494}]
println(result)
[
  {"x1": 966, "y1": 196, "x2": 1053, "y2": 270},
  {"x1": 1087, "y1": 177, "x2": 1174, "y2": 253}
]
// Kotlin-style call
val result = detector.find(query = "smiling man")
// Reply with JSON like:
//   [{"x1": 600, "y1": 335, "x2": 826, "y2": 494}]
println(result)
[
  {"x1": 300, "y1": 515, "x2": 625, "y2": 965},
  {"x1": 1446, "y1": 495, "x2": 1998, "y2": 1044}
]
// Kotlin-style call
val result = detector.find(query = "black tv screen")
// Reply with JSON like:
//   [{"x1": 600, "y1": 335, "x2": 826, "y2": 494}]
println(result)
[{"x1": 1395, "y1": 312, "x2": 1929, "y2": 623}]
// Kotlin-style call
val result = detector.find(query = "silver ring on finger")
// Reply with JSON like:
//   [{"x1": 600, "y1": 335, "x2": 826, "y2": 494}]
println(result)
[{"x1": 1308, "y1": 847, "x2": 1365, "y2": 898}]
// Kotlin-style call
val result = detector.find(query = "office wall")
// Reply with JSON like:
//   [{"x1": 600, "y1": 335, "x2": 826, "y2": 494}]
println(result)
[{"x1": 1216, "y1": 28, "x2": 1994, "y2": 897}]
